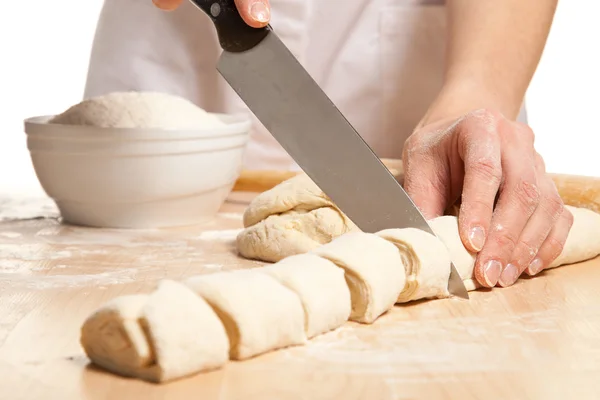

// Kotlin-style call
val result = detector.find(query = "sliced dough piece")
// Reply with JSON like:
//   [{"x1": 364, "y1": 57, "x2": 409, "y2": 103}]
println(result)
[
  {"x1": 311, "y1": 232, "x2": 406, "y2": 324},
  {"x1": 549, "y1": 205, "x2": 600, "y2": 268},
  {"x1": 184, "y1": 270, "x2": 306, "y2": 360},
  {"x1": 243, "y1": 173, "x2": 335, "y2": 227},
  {"x1": 429, "y1": 216, "x2": 480, "y2": 291},
  {"x1": 258, "y1": 253, "x2": 352, "y2": 338},
  {"x1": 237, "y1": 207, "x2": 355, "y2": 263},
  {"x1": 80, "y1": 280, "x2": 229, "y2": 383},
  {"x1": 80, "y1": 294, "x2": 152, "y2": 378},
  {"x1": 140, "y1": 280, "x2": 229, "y2": 382},
  {"x1": 376, "y1": 228, "x2": 452, "y2": 302}
]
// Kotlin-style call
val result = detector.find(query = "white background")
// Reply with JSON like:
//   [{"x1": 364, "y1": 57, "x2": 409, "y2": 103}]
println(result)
[{"x1": 0, "y1": 1, "x2": 598, "y2": 196}]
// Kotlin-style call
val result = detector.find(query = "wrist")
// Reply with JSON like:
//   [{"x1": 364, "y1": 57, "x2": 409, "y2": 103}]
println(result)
[{"x1": 417, "y1": 77, "x2": 525, "y2": 129}]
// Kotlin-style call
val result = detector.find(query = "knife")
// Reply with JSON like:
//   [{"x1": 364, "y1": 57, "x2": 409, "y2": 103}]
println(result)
[{"x1": 189, "y1": 0, "x2": 469, "y2": 299}]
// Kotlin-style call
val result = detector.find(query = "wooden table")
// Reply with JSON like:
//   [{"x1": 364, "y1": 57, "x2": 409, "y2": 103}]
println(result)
[{"x1": 1, "y1": 192, "x2": 599, "y2": 400}]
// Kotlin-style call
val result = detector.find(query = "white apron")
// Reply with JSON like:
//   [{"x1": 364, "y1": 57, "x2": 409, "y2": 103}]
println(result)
[{"x1": 84, "y1": 0, "x2": 527, "y2": 171}]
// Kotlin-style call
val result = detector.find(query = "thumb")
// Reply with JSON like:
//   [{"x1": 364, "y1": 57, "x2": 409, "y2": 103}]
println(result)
[
  {"x1": 234, "y1": 0, "x2": 271, "y2": 28},
  {"x1": 402, "y1": 155, "x2": 448, "y2": 220}
]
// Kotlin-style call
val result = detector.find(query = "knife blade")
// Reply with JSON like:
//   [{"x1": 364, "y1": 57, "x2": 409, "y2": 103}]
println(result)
[{"x1": 189, "y1": 0, "x2": 469, "y2": 299}]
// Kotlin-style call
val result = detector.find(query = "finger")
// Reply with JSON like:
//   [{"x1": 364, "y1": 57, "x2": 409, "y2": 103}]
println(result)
[
  {"x1": 525, "y1": 206, "x2": 574, "y2": 276},
  {"x1": 152, "y1": 0, "x2": 183, "y2": 11},
  {"x1": 234, "y1": 0, "x2": 271, "y2": 28},
  {"x1": 473, "y1": 122, "x2": 540, "y2": 288},
  {"x1": 402, "y1": 136, "x2": 450, "y2": 220},
  {"x1": 498, "y1": 157, "x2": 564, "y2": 287},
  {"x1": 456, "y1": 110, "x2": 503, "y2": 254}
]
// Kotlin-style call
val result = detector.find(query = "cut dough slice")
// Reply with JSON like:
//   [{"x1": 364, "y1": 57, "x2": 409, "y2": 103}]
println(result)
[
  {"x1": 237, "y1": 208, "x2": 355, "y2": 263},
  {"x1": 184, "y1": 270, "x2": 306, "y2": 360},
  {"x1": 140, "y1": 280, "x2": 229, "y2": 382},
  {"x1": 258, "y1": 253, "x2": 352, "y2": 338},
  {"x1": 80, "y1": 280, "x2": 229, "y2": 383},
  {"x1": 242, "y1": 173, "x2": 336, "y2": 228},
  {"x1": 428, "y1": 216, "x2": 479, "y2": 291},
  {"x1": 80, "y1": 294, "x2": 152, "y2": 377},
  {"x1": 376, "y1": 228, "x2": 452, "y2": 302},
  {"x1": 311, "y1": 232, "x2": 406, "y2": 324}
]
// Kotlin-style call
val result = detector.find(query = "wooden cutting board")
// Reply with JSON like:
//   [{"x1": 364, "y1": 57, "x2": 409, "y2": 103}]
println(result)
[{"x1": 1, "y1": 161, "x2": 599, "y2": 399}]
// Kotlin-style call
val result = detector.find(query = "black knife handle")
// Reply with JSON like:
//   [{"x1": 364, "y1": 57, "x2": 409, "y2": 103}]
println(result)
[{"x1": 189, "y1": 0, "x2": 271, "y2": 53}]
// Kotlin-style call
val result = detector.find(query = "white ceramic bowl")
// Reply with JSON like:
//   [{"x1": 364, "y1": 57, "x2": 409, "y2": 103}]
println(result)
[{"x1": 24, "y1": 113, "x2": 251, "y2": 229}]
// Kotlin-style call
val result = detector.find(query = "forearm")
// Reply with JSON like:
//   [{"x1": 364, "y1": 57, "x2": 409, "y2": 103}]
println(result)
[{"x1": 420, "y1": 0, "x2": 558, "y2": 126}]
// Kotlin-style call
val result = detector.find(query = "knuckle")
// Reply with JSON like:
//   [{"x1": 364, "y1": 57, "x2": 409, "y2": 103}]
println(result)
[
  {"x1": 517, "y1": 240, "x2": 539, "y2": 261},
  {"x1": 542, "y1": 192, "x2": 564, "y2": 219},
  {"x1": 563, "y1": 207, "x2": 575, "y2": 227},
  {"x1": 544, "y1": 236, "x2": 566, "y2": 262},
  {"x1": 520, "y1": 124, "x2": 536, "y2": 143},
  {"x1": 491, "y1": 229, "x2": 519, "y2": 251},
  {"x1": 535, "y1": 152, "x2": 547, "y2": 171},
  {"x1": 513, "y1": 179, "x2": 540, "y2": 212},
  {"x1": 472, "y1": 159, "x2": 502, "y2": 184}
]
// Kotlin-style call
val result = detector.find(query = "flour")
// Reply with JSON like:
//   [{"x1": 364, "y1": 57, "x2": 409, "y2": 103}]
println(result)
[
  {"x1": 198, "y1": 229, "x2": 243, "y2": 241},
  {"x1": 49, "y1": 91, "x2": 226, "y2": 130}
]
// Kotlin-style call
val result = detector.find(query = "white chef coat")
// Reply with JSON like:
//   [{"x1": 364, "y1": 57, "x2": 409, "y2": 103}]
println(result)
[{"x1": 84, "y1": 0, "x2": 527, "y2": 171}]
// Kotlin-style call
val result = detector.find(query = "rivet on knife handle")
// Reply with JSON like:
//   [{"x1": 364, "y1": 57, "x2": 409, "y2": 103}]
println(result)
[{"x1": 190, "y1": 0, "x2": 270, "y2": 53}]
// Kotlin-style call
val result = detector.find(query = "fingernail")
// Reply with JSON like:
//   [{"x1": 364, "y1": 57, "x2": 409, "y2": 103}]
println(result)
[
  {"x1": 250, "y1": 2, "x2": 270, "y2": 23},
  {"x1": 499, "y1": 263, "x2": 519, "y2": 287},
  {"x1": 526, "y1": 258, "x2": 544, "y2": 275},
  {"x1": 483, "y1": 260, "x2": 502, "y2": 287},
  {"x1": 468, "y1": 226, "x2": 485, "y2": 251}
]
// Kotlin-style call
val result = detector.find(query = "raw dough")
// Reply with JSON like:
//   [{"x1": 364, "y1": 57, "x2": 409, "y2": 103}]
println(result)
[
  {"x1": 311, "y1": 232, "x2": 406, "y2": 324},
  {"x1": 184, "y1": 269, "x2": 306, "y2": 360},
  {"x1": 376, "y1": 228, "x2": 452, "y2": 302},
  {"x1": 237, "y1": 208, "x2": 354, "y2": 263},
  {"x1": 549, "y1": 205, "x2": 600, "y2": 268},
  {"x1": 80, "y1": 179, "x2": 600, "y2": 384},
  {"x1": 237, "y1": 174, "x2": 356, "y2": 262},
  {"x1": 236, "y1": 175, "x2": 600, "y2": 292},
  {"x1": 50, "y1": 91, "x2": 225, "y2": 130},
  {"x1": 258, "y1": 253, "x2": 352, "y2": 338},
  {"x1": 80, "y1": 280, "x2": 229, "y2": 383},
  {"x1": 428, "y1": 216, "x2": 480, "y2": 291}
]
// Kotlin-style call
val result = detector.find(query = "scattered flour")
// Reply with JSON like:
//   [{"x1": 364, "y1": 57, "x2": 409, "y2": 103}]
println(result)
[
  {"x1": 198, "y1": 229, "x2": 243, "y2": 241},
  {"x1": 49, "y1": 91, "x2": 226, "y2": 130}
]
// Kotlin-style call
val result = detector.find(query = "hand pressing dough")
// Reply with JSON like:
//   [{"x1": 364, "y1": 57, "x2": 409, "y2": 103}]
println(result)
[
  {"x1": 376, "y1": 228, "x2": 452, "y2": 302},
  {"x1": 80, "y1": 280, "x2": 229, "y2": 383},
  {"x1": 50, "y1": 91, "x2": 225, "y2": 130},
  {"x1": 184, "y1": 270, "x2": 306, "y2": 360},
  {"x1": 237, "y1": 174, "x2": 356, "y2": 262},
  {"x1": 312, "y1": 232, "x2": 406, "y2": 324},
  {"x1": 257, "y1": 253, "x2": 352, "y2": 338},
  {"x1": 427, "y1": 206, "x2": 600, "y2": 291}
]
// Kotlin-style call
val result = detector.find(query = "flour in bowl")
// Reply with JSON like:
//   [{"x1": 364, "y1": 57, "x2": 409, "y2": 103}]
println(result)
[{"x1": 49, "y1": 91, "x2": 225, "y2": 129}]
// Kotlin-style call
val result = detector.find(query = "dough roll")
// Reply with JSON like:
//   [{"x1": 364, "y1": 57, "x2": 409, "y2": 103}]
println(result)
[
  {"x1": 237, "y1": 208, "x2": 353, "y2": 263},
  {"x1": 237, "y1": 174, "x2": 356, "y2": 262},
  {"x1": 428, "y1": 216, "x2": 480, "y2": 291},
  {"x1": 258, "y1": 253, "x2": 352, "y2": 338},
  {"x1": 376, "y1": 228, "x2": 452, "y2": 302},
  {"x1": 184, "y1": 270, "x2": 306, "y2": 360},
  {"x1": 549, "y1": 205, "x2": 600, "y2": 268},
  {"x1": 311, "y1": 232, "x2": 406, "y2": 324},
  {"x1": 80, "y1": 280, "x2": 229, "y2": 383}
]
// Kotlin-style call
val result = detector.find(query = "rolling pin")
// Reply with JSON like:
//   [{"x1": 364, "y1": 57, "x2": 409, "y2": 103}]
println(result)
[{"x1": 232, "y1": 159, "x2": 600, "y2": 213}]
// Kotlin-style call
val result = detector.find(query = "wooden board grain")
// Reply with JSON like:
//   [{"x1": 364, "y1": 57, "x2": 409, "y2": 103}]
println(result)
[{"x1": 0, "y1": 194, "x2": 599, "y2": 399}]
